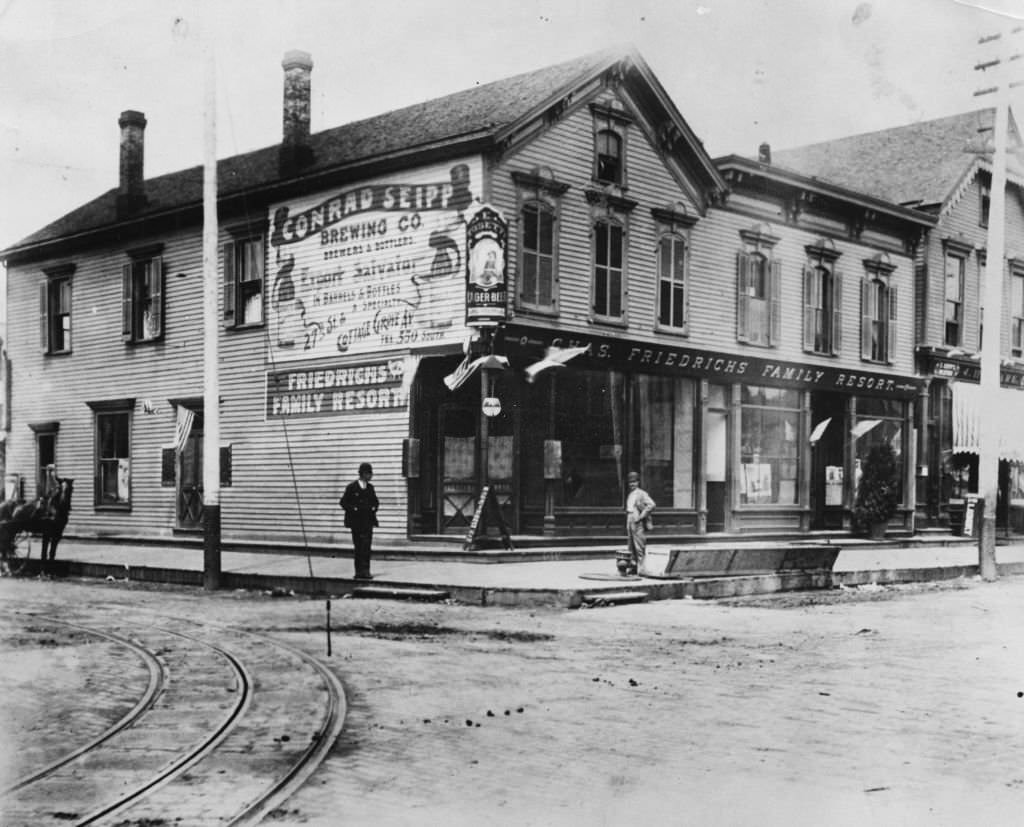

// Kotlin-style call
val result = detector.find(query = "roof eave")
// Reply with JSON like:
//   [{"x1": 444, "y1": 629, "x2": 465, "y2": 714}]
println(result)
[
  {"x1": 715, "y1": 155, "x2": 937, "y2": 229},
  {"x1": 2, "y1": 132, "x2": 495, "y2": 266}
]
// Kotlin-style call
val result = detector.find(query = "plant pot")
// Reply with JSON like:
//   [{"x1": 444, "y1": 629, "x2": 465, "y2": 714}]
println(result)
[{"x1": 868, "y1": 521, "x2": 887, "y2": 540}]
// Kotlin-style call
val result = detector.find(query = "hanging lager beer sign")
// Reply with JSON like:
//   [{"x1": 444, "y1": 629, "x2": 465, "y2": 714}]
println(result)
[{"x1": 465, "y1": 204, "x2": 508, "y2": 327}]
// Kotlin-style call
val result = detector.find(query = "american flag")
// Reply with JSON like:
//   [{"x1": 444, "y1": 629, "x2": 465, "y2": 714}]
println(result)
[{"x1": 174, "y1": 406, "x2": 195, "y2": 452}]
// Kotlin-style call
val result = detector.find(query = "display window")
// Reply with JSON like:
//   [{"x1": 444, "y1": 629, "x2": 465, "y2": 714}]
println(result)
[{"x1": 739, "y1": 385, "x2": 800, "y2": 505}]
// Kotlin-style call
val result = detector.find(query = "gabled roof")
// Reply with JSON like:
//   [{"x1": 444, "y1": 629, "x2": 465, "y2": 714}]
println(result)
[
  {"x1": 768, "y1": 109, "x2": 1024, "y2": 210},
  {"x1": 3, "y1": 46, "x2": 725, "y2": 263}
]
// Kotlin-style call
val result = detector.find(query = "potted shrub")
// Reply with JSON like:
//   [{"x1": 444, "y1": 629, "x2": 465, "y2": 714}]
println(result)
[{"x1": 852, "y1": 443, "x2": 901, "y2": 539}]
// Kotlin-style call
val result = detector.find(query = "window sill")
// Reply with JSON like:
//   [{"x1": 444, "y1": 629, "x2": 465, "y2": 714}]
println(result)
[
  {"x1": 737, "y1": 339, "x2": 777, "y2": 349},
  {"x1": 124, "y1": 337, "x2": 163, "y2": 347},
  {"x1": 590, "y1": 316, "x2": 628, "y2": 329},
  {"x1": 654, "y1": 324, "x2": 689, "y2": 337},
  {"x1": 227, "y1": 321, "x2": 266, "y2": 331},
  {"x1": 515, "y1": 305, "x2": 559, "y2": 319},
  {"x1": 95, "y1": 504, "x2": 132, "y2": 512},
  {"x1": 43, "y1": 349, "x2": 73, "y2": 357}
]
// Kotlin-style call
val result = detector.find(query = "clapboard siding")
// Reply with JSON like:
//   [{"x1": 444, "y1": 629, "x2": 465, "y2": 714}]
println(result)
[
  {"x1": 920, "y1": 172, "x2": 1024, "y2": 356},
  {"x1": 494, "y1": 88, "x2": 700, "y2": 340},
  {"x1": 7, "y1": 218, "x2": 411, "y2": 547}
]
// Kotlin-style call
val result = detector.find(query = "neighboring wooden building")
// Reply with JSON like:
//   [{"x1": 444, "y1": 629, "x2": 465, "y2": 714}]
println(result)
[
  {"x1": 770, "y1": 110, "x2": 1024, "y2": 533},
  {"x1": 0, "y1": 46, "x2": 936, "y2": 551}
]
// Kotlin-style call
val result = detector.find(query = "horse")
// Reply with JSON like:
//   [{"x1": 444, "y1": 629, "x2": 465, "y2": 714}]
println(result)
[{"x1": 0, "y1": 477, "x2": 74, "y2": 575}]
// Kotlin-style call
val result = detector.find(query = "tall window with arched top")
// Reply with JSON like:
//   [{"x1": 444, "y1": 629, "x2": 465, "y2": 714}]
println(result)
[
  {"x1": 803, "y1": 262, "x2": 842, "y2": 355},
  {"x1": 657, "y1": 234, "x2": 687, "y2": 330},
  {"x1": 520, "y1": 202, "x2": 556, "y2": 310},
  {"x1": 736, "y1": 250, "x2": 780, "y2": 346},
  {"x1": 861, "y1": 277, "x2": 897, "y2": 363}
]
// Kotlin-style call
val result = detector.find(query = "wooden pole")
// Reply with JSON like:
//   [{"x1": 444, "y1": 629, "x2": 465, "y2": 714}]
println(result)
[{"x1": 202, "y1": 34, "x2": 222, "y2": 590}]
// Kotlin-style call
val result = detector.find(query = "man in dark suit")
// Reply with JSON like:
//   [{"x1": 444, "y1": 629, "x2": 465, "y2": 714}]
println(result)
[{"x1": 340, "y1": 462, "x2": 379, "y2": 580}]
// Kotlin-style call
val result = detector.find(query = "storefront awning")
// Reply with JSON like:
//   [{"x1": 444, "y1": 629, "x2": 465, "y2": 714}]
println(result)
[{"x1": 951, "y1": 382, "x2": 1024, "y2": 462}]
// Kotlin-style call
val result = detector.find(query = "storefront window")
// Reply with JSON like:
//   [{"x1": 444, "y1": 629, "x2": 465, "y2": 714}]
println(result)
[
  {"x1": 853, "y1": 396, "x2": 905, "y2": 502},
  {"x1": 634, "y1": 375, "x2": 695, "y2": 508},
  {"x1": 740, "y1": 385, "x2": 800, "y2": 505},
  {"x1": 555, "y1": 370, "x2": 626, "y2": 507}
]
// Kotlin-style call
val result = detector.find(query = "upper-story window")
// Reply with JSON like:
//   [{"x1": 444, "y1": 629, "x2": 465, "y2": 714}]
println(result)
[
  {"x1": 1012, "y1": 266, "x2": 1024, "y2": 359},
  {"x1": 521, "y1": 203, "x2": 556, "y2": 310},
  {"x1": 861, "y1": 254, "x2": 898, "y2": 364},
  {"x1": 736, "y1": 224, "x2": 781, "y2": 347},
  {"x1": 944, "y1": 247, "x2": 966, "y2": 347},
  {"x1": 593, "y1": 219, "x2": 625, "y2": 320},
  {"x1": 980, "y1": 177, "x2": 991, "y2": 228},
  {"x1": 596, "y1": 131, "x2": 622, "y2": 185},
  {"x1": 122, "y1": 245, "x2": 164, "y2": 343},
  {"x1": 657, "y1": 235, "x2": 687, "y2": 330},
  {"x1": 512, "y1": 169, "x2": 569, "y2": 316},
  {"x1": 224, "y1": 232, "x2": 265, "y2": 328},
  {"x1": 590, "y1": 102, "x2": 632, "y2": 189},
  {"x1": 39, "y1": 263, "x2": 74, "y2": 355},
  {"x1": 652, "y1": 204, "x2": 697, "y2": 334},
  {"x1": 803, "y1": 239, "x2": 843, "y2": 356}
]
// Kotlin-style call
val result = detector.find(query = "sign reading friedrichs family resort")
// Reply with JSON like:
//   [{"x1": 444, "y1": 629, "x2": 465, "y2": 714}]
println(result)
[
  {"x1": 266, "y1": 359, "x2": 407, "y2": 419},
  {"x1": 267, "y1": 159, "x2": 482, "y2": 363}
]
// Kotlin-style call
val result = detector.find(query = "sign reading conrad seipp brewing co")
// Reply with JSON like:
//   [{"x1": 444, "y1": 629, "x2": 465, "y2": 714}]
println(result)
[
  {"x1": 465, "y1": 204, "x2": 508, "y2": 327},
  {"x1": 267, "y1": 159, "x2": 482, "y2": 363}
]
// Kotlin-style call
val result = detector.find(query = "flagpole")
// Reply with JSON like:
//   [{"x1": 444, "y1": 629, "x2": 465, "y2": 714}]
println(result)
[{"x1": 201, "y1": 32, "x2": 222, "y2": 590}]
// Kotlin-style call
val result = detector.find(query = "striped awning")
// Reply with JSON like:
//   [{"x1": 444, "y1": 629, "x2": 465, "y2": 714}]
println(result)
[{"x1": 951, "y1": 382, "x2": 1024, "y2": 462}]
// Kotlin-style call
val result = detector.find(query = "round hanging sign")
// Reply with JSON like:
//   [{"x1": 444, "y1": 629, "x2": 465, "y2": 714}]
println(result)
[{"x1": 482, "y1": 397, "x2": 502, "y2": 417}]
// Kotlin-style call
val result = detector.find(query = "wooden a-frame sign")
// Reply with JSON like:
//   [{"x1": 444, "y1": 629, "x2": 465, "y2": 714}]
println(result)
[{"x1": 463, "y1": 485, "x2": 514, "y2": 551}]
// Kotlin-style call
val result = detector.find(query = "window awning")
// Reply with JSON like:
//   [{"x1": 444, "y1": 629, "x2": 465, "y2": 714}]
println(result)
[{"x1": 951, "y1": 382, "x2": 1024, "y2": 462}]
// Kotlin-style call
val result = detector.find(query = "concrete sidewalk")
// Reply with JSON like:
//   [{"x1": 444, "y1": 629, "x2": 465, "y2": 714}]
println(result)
[{"x1": 19, "y1": 533, "x2": 1024, "y2": 608}]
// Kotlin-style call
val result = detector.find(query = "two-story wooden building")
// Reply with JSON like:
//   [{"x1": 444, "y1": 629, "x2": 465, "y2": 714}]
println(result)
[
  {"x1": 771, "y1": 110, "x2": 1024, "y2": 533},
  {"x1": 1, "y1": 47, "x2": 935, "y2": 552}
]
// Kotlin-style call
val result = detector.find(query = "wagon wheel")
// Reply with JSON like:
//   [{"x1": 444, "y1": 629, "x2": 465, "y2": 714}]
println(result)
[{"x1": 2, "y1": 531, "x2": 33, "y2": 576}]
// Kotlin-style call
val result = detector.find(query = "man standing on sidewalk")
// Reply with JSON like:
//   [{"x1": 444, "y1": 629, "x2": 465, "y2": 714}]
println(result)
[
  {"x1": 617, "y1": 470, "x2": 655, "y2": 576},
  {"x1": 340, "y1": 462, "x2": 379, "y2": 580}
]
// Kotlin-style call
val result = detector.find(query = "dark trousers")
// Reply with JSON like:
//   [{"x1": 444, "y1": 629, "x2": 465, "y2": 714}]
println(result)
[{"x1": 351, "y1": 527, "x2": 373, "y2": 577}]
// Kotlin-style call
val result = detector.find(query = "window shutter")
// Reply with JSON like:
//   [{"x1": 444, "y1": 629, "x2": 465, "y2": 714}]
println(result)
[
  {"x1": 220, "y1": 445, "x2": 232, "y2": 487},
  {"x1": 861, "y1": 279, "x2": 872, "y2": 360},
  {"x1": 122, "y1": 262, "x2": 134, "y2": 341},
  {"x1": 769, "y1": 258, "x2": 782, "y2": 345},
  {"x1": 802, "y1": 264, "x2": 816, "y2": 351},
  {"x1": 736, "y1": 251, "x2": 750, "y2": 341},
  {"x1": 161, "y1": 447, "x2": 176, "y2": 487},
  {"x1": 832, "y1": 270, "x2": 844, "y2": 354},
  {"x1": 223, "y1": 242, "x2": 235, "y2": 324},
  {"x1": 253, "y1": 236, "x2": 265, "y2": 315},
  {"x1": 149, "y1": 256, "x2": 163, "y2": 338},
  {"x1": 39, "y1": 281, "x2": 49, "y2": 353},
  {"x1": 887, "y1": 285, "x2": 898, "y2": 363}
]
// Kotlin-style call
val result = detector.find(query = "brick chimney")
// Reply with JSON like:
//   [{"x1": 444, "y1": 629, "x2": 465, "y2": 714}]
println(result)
[
  {"x1": 280, "y1": 50, "x2": 314, "y2": 174},
  {"x1": 758, "y1": 142, "x2": 772, "y2": 164},
  {"x1": 117, "y1": 110, "x2": 147, "y2": 215}
]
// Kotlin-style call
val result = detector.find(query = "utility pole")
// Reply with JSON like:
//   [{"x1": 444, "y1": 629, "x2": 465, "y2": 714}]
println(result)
[
  {"x1": 202, "y1": 35, "x2": 222, "y2": 590},
  {"x1": 973, "y1": 23, "x2": 1023, "y2": 580}
]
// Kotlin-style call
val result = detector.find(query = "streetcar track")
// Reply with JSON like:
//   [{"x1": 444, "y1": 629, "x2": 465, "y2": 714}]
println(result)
[
  {"x1": 71, "y1": 626, "x2": 253, "y2": 827},
  {"x1": 1, "y1": 608, "x2": 347, "y2": 826},
  {"x1": 0, "y1": 619, "x2": 166, "y2": 796}
]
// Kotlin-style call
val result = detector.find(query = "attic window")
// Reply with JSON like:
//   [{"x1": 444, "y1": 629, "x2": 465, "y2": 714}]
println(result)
[{"x1": 590, "y1": 102, "x2": 631, "y2": 189}]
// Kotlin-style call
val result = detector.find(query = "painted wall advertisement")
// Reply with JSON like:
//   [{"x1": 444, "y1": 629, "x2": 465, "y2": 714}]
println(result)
[
  {"x1": 266, "y1": 358, "x2": 408, "y2": 419},
  {"x1": 267, "y1": 159, "x2": 482, "y2": 363}
]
